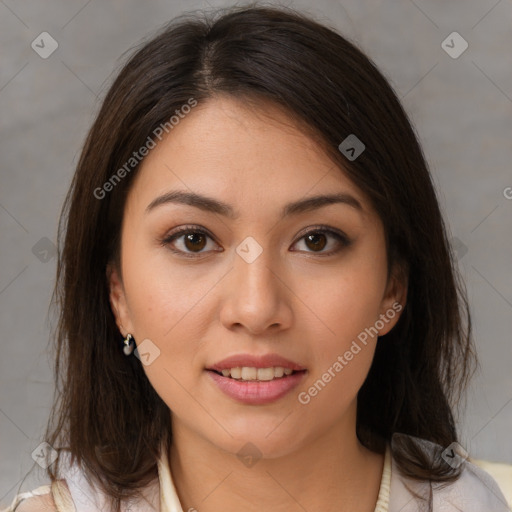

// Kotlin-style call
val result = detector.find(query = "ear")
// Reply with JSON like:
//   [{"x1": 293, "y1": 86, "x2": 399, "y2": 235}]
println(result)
[
  {"x1": 377, "y1": 262, "x2": 408, "y2": 337},
  {"x1": 106, "y1": 262, "x2": 135, "y2": 337}
]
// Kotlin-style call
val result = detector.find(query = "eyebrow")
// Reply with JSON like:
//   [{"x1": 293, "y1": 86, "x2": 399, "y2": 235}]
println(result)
[{"x1": 145, "y1": 189, "x2": 363, "y2": 219}]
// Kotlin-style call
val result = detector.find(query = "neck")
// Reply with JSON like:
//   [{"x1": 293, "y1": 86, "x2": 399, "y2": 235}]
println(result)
[{"x1": 168, "y1": 406, "x2": 385, "y2": 512}]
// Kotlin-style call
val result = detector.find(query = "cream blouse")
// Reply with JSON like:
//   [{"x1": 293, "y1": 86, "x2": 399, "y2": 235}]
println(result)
[{"x1": 2, "y1": 435, "x2": 510, "y2": 512}]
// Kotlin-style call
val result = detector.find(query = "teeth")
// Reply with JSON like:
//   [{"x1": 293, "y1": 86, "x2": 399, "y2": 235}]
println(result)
[
  {"x1": 216, "y1": 366, "x2": 298, "y2": 381},
  {"x1": 230, "y1": 367, "x2": 242, "y2": 379}
]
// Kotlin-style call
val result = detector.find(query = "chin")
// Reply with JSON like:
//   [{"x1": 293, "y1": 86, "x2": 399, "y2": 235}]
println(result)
[{"x1": 206, "y1": 424, "x2": 305, "y2": 461}]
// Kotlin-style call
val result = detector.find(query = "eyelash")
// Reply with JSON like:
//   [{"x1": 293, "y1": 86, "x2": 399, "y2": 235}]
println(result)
[{"x1": 159, "y1": 224, "x2": 352, "y2": 259}]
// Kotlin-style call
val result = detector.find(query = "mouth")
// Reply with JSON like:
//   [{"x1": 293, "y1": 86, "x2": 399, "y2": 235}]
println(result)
[
  {"x1": 205, "y1": 353, "x2": 308, "y2": 404},
  {"x1": 205, "y1": 367, "x2": 308, "y2": 405}
]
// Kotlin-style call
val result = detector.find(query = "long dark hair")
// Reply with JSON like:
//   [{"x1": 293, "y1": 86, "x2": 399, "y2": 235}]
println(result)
[{"x1": 25, "y1": 4, "x2": 476, "y2": 511}]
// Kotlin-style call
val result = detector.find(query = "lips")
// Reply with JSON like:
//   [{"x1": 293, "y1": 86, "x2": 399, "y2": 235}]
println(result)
[
  {"x1": 206, "y1": 367, "x2": 307, "y2": 405},
  {"x1": 205, "y1": 353, "x2": 307, "y2": 404}
]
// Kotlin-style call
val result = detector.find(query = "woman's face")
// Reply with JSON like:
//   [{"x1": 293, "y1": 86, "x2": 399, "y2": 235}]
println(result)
[{"x1": 108, "y1": 96, "x2": 406, "y2": 458}]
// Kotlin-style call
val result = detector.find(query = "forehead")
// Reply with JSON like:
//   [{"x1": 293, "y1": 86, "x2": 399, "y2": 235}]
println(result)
[{"x1": 126, "y1": 96, "x2": 373, "y2": 220}]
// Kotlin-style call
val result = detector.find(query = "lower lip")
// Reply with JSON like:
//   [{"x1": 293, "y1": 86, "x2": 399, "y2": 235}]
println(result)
[{"x1": 206, "y1": 370, "x2": 307, "y2": 405}]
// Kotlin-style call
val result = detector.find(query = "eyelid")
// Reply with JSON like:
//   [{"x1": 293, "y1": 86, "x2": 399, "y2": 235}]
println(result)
[{"x1": 163, "y1": 224, "x2": 216, "y2": 242}]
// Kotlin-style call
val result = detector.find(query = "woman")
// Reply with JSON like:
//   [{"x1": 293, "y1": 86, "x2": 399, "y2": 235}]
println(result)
[{"x1": 3, "y1": 5, "x2": 509, "y2": 512}]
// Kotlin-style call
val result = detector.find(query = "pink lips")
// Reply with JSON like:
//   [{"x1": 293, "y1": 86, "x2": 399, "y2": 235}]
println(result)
[
  {"x1": 206, "y1": 369, "x2": 307, "y2": 405},
  {"x1": 205, "y1": 352, "x2": 307, "y2": 405}
]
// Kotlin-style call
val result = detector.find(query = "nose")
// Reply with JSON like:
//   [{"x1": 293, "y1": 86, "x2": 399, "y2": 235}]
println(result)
[{"x1": 219, "y1": 246, "x2": 293, "y2": 336}]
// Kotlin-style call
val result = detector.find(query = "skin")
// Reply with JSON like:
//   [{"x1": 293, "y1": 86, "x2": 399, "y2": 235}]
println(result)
[{"x1": 108, "y1": 95, "x2": 407, "y2": 512}]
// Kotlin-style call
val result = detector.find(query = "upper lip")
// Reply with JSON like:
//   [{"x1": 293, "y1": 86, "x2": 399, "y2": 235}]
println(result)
[{"x1": 207, "y1": 353, "x2": 307, "y2": 372}]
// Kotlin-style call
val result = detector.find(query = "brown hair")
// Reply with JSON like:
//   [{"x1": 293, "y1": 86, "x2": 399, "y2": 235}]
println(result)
[{"x1": 19, "y1": 4, "x2": 477, "y2": 511}]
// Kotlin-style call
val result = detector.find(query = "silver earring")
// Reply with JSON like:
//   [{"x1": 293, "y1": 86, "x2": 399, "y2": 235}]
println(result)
[{"x1": 123, "y1": 333, "x2": 135, "y2": 355}]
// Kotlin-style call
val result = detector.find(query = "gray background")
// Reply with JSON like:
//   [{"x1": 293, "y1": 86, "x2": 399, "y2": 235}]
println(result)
[{"x1": 1, "y1": 0, "x2": 511, "y2": 505}]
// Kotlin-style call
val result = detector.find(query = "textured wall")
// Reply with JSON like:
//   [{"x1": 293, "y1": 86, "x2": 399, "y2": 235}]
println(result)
[{"x1": 1, "y1": 0, "x2": 511, "y2": 504}]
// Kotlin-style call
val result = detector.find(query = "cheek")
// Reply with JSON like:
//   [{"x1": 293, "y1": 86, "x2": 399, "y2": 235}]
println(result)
[
  {"x1": 298, "y1": 284, "x2": 380, "y2": 422},
  {"x1": 119, "y1": 239, "x2": 216, "y2": 407},
  {"x1": 297, "y1": 247, "x2": 386, "y2": 400},
  {"x1": 121, "y1": 250, "x2": 212, "y2": 412},
  {"x1": 307, "y1": 253, "x2": 387, "y2": 346},
  {"x1": 122, "y1": 237, "x2": 215, "y2": 341}
]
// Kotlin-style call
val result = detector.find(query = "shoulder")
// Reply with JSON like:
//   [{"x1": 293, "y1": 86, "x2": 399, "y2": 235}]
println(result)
[
  {"x1": 432, "y1": 459, "x2": 511, "y2": 511},
  {"x1": 9, "y1": 493, "x2": 56, "y2": 512},
  {"x1": 2, "y1": 480, "x2": 70, "y2": 512},
  {"x1": 388, "y1": 434, "x2": 511, "y2": 511},
  {"x1": 472, "y1": 457, "x2": 512, "y2": 509}
]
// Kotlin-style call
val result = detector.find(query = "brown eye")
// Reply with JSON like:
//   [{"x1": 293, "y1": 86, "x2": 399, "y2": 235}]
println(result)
[
  {"x1": 161, "y1": 226, "x2": 218, "y2": 258},
  {"x1": 304, "y1": 232, "x2": 328, "y2": 252},
  {"x1": 291, "y1": 227, "x2": 351, "y2": 256},
  {"x1": 183, "y1": 232, "x2": 207, "y2": 252}
]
